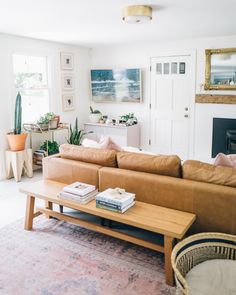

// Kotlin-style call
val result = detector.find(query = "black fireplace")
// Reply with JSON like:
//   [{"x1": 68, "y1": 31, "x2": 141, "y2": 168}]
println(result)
[{"x1": 212, "y1": 118, "x2": 236, "y2": 157}]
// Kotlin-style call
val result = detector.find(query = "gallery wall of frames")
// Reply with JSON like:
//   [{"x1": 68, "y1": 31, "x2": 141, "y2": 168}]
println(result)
[{"x1": 60, "y1": 52, "x2": 75, "y2": 111}]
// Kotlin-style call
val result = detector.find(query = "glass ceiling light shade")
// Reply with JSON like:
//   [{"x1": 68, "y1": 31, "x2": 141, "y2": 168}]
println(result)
[{"x1": 122, "y1": 5, "x2": 152, "y2": 24}]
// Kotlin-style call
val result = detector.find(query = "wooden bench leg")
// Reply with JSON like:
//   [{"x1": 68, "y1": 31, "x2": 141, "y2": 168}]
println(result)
[
  {"x1": 24, "y1": 195, "x2": 35, "y2": 230},
  {"x1": 164, "y1": 235, "x2": 175, "y2": 286},
  {"x1": 45, "y1": 201, "x2": 53, "y2": 218},
  {"x1": 59, "y1": 205, "x2": 63, "y2": 213}
]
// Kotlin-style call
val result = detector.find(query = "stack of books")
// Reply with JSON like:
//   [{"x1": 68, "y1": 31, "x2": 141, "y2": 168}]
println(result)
[
  {"x1": 59, "y1": 182, "x2": 98, "y2": 204},
  {"x1": 33, "y1": 150, "x2": 47, "y2": 166},
  {"x1": 96, "y1": 188, "x2": 135, "y2": 213}
]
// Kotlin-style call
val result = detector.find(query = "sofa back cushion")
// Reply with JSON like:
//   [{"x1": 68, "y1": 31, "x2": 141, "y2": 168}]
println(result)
[
  {"x1": 117, "y1": 151, "x2": 181, "y2": 178},
  {"x1": 59, "y1": 144, "x2": 117, "y2": 167},
  {"x1": 183, "y1": 160, "x2": 236, "y2": 187}
]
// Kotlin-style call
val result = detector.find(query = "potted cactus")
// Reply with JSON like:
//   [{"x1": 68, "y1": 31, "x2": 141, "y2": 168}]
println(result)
[{"x1": 6, "y1": 92, "x2": 27, "y2": 151}]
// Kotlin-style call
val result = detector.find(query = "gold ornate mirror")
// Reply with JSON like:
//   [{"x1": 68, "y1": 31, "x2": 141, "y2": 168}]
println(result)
[{"x1": 205, "y1": 48, "x2": 236, "y2": 90}]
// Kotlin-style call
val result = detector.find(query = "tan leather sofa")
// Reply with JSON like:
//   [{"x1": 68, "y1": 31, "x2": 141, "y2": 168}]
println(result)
[{"x1": 43, "y1": 144, "x2": 236, "y2": 235}]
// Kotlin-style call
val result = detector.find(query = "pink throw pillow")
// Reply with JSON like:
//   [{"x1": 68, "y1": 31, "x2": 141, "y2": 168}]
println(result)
[
  {"x1": 99, "y1": 136, "x2": 123, "y2": 152},
  {"x1": 214, "y1": 153, "x2": 236, "y2": 168}
]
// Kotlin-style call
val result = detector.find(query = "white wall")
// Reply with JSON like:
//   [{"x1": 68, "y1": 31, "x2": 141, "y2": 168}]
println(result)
[
  {"x1": 0, "y1": 33, "x2": 91, "y2": 180},
  {"x1": 90, "y1": 35, "x2": 236, "y2": 161}
]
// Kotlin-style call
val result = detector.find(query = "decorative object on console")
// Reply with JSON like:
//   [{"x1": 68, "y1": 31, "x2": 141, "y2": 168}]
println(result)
[
  {"x1": 91, "y1": 69, "x2": 142, "y2": 103},
  {"x1": 68, "y1": 117, "x2": 88, "y2": 146},
  {"x1": 62, "y1": 93, "x2": 75, "y2": 111},
  {"x1": 89, "y1": 106, "x2": 102, "y2": 123},
  {"x1": 205, "y1": 48, "x2": 236, "y2": 90},
  {"x1": 6, "y1": 92, "x2": 27, "y2": 151},
  {"x1": 60, "y1": 52, "x2": 74, "y2": 70},
  {"x1": 120, "y1": 112, "x2": 138, "y2": 125},
  {"x1": 122, "y1": 5, "x2": 152, "y2": 24}
]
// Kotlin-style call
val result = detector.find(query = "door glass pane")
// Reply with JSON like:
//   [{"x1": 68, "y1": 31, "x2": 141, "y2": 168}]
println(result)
[
  {"x1": 171, "y1": 62, "x2": 178, "y2": 74},
  {"x1": 156, "y1": 63, "x2": 162, "y2": 74},
  {"x1": 164, "y1": 63, "x2": 170, "y2": 74},
  {"x1": 179, "y1": 62, "x2": 186, "y2": 74}
]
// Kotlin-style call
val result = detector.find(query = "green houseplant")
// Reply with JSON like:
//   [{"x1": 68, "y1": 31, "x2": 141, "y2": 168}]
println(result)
[
  {"x1": 40, "y1": 140, "x2": 59, "y2": 156},
  {"x1": 68, "y1": 117, "x2": 88, "y2": 145},
  {"x1": 37, "y1": 112, "x2": 59, "y2": 131},
  {"x1": 89, "y1": 106, "x2": 102, "y2": 123},
  {"x1": 6, "y1": 92, "x2": 27, "y2": 151}
]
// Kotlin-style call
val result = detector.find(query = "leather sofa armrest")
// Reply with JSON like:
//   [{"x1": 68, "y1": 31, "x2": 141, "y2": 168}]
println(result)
[{"x1": 42, "y1": 153, "x2": 61, "y2": 179}]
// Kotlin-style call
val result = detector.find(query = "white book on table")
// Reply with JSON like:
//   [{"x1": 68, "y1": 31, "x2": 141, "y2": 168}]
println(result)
[
  {"x1": 59, "y1": 189, "x2": 98, "y2": 204},
  {"x1": 63, "y1": 182, "x2": 96, "y2": 196}
]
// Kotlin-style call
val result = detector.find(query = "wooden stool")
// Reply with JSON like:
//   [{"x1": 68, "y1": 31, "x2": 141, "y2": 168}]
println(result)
[{"x1": 6, "y1": 149, "x2": 33, "y2": 182}]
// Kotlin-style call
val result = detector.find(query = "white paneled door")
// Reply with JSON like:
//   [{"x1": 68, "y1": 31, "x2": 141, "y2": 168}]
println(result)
[{"x1": 150, "y1": 55, "x2": 195, "y2": 160}]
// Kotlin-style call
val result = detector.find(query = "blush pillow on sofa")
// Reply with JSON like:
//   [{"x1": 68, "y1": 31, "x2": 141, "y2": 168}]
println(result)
[
  {"x1": 214, "y1": 153, "x2": 236, "y2": 168},
  {"x1": 82, "y1": 137, "x2": 123, "y2": 152}
]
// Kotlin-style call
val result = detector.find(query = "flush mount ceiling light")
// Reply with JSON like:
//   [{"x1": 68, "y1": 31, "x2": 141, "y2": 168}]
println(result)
[{"x1": 122, "y1": 5, "x2": 152, "y2": 24}]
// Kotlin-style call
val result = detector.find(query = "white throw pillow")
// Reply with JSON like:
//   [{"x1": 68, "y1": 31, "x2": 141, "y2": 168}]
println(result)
[
  {"x1": 186, "y1": 259, "x2": 236, "y2": 295},
  {"x1": 82, "y1": 138, "x2": 101, "y2": 148}
]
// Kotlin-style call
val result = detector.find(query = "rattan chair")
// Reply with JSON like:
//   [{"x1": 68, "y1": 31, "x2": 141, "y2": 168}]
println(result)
[{"x1": 171, "y1": 232, "x2": 236, "y2": 295}]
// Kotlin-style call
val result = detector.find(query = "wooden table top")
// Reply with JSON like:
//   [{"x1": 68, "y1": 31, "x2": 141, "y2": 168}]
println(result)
[{"x1": 20, "y1": 180, "x2": 196, "y2": 239}]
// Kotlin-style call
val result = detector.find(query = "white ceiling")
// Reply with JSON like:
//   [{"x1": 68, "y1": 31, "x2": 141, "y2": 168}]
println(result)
[{"x1": 0, "y1": 0, "x2": 236, "y2": 47}]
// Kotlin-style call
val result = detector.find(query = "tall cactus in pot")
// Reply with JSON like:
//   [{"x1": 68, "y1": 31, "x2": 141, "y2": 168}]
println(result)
[
  {"x1": 6, "y1": 92, "x2": 27, "y2": 151},
  {"x1": 14, "y1": 92, "x2": 22, "y2": 135}
]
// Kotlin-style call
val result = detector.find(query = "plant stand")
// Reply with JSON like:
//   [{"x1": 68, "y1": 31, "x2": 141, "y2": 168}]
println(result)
[{"x1": 6, "y1": 149, "x2": 33, "y2": 182}]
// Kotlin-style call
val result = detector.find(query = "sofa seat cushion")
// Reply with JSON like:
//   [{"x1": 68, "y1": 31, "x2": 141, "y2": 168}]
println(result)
[
  {"x1": 183, "y1": 160, "x2": 236, "y2": 188},
  {"x1": 186, "y1": 259, "x2": 236, "y2": 295},
  {"x1": 59, "y1": 144, "x2": 117, "y2": 167},
  {"x1": 117, "y1": 151, "x2": 181, "y2": 178}
]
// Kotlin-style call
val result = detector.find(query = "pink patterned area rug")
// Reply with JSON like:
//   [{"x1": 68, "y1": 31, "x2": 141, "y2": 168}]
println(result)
[{"x1": 0, "y1": 216, "x2": 175, "y2": 295}]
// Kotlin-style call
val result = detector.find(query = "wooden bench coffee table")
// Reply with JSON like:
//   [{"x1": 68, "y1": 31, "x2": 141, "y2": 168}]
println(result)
[{"x1": 20, "y1": 180, "x2": 196, "y2": 286}]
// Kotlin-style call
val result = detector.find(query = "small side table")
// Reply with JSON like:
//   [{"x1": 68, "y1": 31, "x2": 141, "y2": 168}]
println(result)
[{"x1": 6, "y1": 149, "x2": 33, "y2": 182}]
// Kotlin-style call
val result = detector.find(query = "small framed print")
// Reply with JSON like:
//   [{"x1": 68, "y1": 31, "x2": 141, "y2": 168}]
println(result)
[
  {"x1": 60, "y1": 52, "x2": 74, "y2": 70},
  {"x1": 62, "y1": 74, "x2": 74, "y2": 90},
  {"x1": 62, "y1": 93, "x2": 75, "y2": 111}
]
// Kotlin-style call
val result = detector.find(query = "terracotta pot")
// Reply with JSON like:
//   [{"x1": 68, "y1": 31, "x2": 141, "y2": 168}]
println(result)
[{"x1": 6, "y1": 133, "x2": 27, "y2": 151}]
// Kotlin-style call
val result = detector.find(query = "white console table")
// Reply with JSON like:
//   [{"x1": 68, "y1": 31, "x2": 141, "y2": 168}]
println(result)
[{"x1": 84, "y1": 123, "x2": 140, "y2": 148}]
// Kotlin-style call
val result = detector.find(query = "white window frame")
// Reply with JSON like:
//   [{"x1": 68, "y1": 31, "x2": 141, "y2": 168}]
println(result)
[{"x1": 12, "y1": 52, "x2": 52, "y2": 124}]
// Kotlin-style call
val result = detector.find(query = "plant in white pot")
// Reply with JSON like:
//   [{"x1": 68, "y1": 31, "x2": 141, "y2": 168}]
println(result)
[{"x1": 89, "y1": 106, "x2": 102, "y2": 123}]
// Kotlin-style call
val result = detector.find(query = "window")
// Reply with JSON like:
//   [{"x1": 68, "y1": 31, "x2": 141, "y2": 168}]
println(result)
[{"x1": 13, "y1": 54, "x2": 50, "y2": 124}]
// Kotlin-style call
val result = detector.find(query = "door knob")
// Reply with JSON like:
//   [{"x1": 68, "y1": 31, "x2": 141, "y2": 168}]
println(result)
[
  {"x1": 185, "y1": 107, "x2": 189, "y2": 111},
  {"x1": 184, "y1": 114, "x2": 189, "y2": 118}
]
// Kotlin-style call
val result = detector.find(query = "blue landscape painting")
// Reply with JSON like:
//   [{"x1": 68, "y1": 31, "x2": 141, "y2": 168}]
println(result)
[{"x1": 91, "y1": 69, "x2": 141, "y2": 102}]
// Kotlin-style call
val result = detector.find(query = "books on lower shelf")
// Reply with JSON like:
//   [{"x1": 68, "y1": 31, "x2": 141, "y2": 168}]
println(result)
[
  {"x1": 58, "y1": 181, "x2": 98, "y2": 204},
  {"x1": 95, "y1": 188, "x2": 135, "y2": 213}
]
